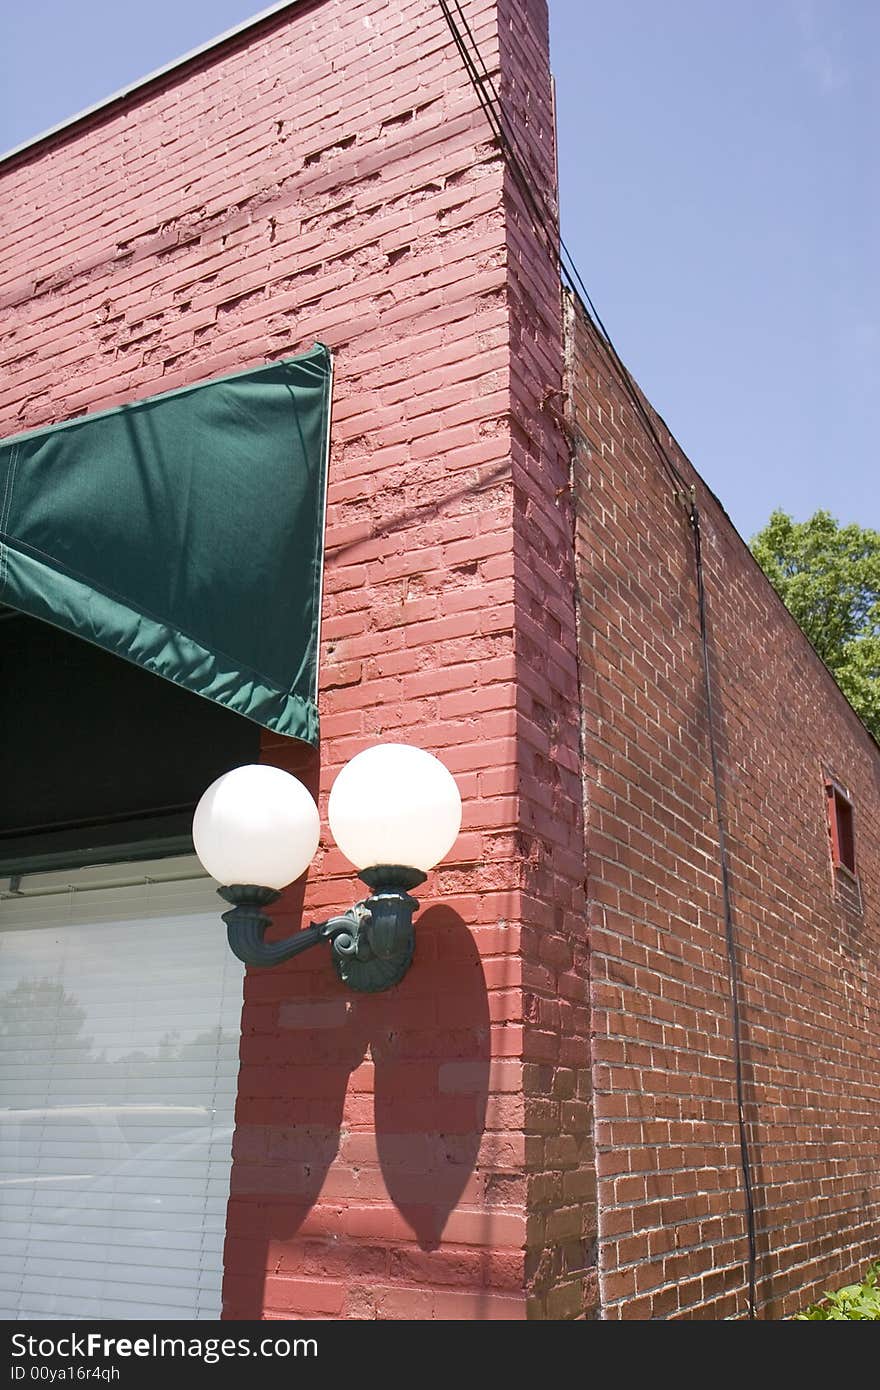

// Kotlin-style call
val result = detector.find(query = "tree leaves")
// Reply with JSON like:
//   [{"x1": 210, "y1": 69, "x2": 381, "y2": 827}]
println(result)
[
  {"x1": 793, "y1": 1262, "x2": 880, "y2": 1319},
  {"x1": 750, "y1": 510, "x2": 880, "y2": 741}
]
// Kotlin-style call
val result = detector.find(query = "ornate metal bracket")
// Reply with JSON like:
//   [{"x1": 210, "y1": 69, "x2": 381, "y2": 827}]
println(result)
[{"x1": 218, "y1": 865, "x2": 427, "y2": 993}]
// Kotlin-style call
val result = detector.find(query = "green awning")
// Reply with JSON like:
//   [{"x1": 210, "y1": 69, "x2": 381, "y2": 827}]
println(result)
[{"x1": 0, "y1": 343, "x2": 332, "y2": 744}]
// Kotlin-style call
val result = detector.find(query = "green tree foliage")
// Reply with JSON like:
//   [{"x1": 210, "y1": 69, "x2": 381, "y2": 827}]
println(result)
[
  {"x1": 749, "y1": 510, "x2": 880, "y2": 741},
  {"x1": 794, "y1": 1262, "x2": 880, "y2": 1319}
]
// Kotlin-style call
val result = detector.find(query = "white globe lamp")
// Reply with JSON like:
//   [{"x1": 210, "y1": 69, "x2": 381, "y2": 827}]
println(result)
[
  {"x1": 193, "y1": 763, "x2": 320, "y2": 890},
  {"x1": 328, "y1": 742, "x2": 462, "y2": 876},
  {"x1": 194, "y1": 746, "x2": 462, "y2": 990}
]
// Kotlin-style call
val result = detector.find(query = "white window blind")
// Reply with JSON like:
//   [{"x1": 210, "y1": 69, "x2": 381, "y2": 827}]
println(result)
[{"x1": 0, "y1": 859, "x2": 243, "y2": 1321}]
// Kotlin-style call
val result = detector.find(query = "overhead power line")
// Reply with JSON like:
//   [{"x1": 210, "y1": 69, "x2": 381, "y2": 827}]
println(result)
[{"x1": 438, "y1": 0, "x2": 689, "y2": 501}]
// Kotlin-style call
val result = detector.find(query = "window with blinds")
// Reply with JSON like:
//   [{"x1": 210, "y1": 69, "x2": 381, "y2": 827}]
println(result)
[{"x1": 0, "y1": 859, "x2": 243, "y2": 1321}]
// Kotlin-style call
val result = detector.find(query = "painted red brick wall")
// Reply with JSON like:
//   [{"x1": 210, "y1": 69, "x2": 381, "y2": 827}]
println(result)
[
  {"x1": 0, "y1": 0, "x2": 590, "y2": 1319},
  {"x1": 567, "y1": 293, "x2": 880, "y2": 1319},
  {"x1": 16, "y1": 0, "x2": 870, "y2": 1324},
  {"x1": 498, "y1": 3, "x2": 596, "y2": 1321}
]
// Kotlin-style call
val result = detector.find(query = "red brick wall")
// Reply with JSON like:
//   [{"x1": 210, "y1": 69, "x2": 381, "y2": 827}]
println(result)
[
  {"x1": 498, "y1": 2, "x2": 596, "y2": 1320},
  {"x1": 567, "y1": 293, "x2": 880, "y2": 1319},
  {"x1": 0, "y1": 0, "x2": 590, "y2": 1319}
]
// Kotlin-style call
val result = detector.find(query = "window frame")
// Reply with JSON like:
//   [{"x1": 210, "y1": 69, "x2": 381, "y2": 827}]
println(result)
[{"x1": 824, "y1": 778, "x2": 857, "y2": 879}]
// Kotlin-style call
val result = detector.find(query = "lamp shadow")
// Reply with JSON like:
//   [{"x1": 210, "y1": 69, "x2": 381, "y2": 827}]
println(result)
[
  {"x1": 370, "y1": 905, "x2": 490, "y2": 1250},
  {"x1": 223, "y1": 904, "x2": 490, "y2": 1316}
]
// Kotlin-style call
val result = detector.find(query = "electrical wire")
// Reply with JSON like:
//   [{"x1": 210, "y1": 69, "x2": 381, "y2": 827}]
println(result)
[
  {"x1": 690, "y1": 505, "x2": 759, "y2": 1320},
  {"x1": 437, "y1": 0, "x2": 759, "y2": 1320},
  {"x1": 440, "y1": 0, "x2": 689, "y2": 500}
]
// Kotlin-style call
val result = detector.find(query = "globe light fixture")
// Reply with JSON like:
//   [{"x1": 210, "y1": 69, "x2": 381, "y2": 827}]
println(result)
[
  {"x1": 193, "y1": 763, "x2": 320, "y2": 890},
  {"x1": 328, "y1": 742, "x2": 462, "y2": 874},
  {"x1": 193, "y1": 744, "x2": 462, "y2": 992}
]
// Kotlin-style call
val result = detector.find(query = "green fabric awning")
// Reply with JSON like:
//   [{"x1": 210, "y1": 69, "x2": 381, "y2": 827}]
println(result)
[{"x1": 0, "y1": 343, "x2": 332, "y2": 744}]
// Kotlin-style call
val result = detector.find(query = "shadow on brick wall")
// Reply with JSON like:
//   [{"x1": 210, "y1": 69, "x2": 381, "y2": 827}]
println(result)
[
  {"x1": 373, "y1": 904, "x2": 490, "y2": 1251},
  {"x1": 224, "y1": 904, "x2": 490, "y2": 1316}
]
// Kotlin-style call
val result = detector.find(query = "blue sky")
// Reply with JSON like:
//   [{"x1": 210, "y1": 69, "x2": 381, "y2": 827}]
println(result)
[{"x1": 2, "y1": 0, "x2": 876, "y2": 541}]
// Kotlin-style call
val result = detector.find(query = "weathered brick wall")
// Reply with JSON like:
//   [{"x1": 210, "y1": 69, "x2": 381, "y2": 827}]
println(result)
[
  {"x1": 567, "y1": 292, "x2": 880, "y2": 1319},
  {"x1": 497, "y1": 1, "x2": 596, "y2": 1320},
  {"x1": 0, "y1": 0, "x2": 589, "y2": 1320}
]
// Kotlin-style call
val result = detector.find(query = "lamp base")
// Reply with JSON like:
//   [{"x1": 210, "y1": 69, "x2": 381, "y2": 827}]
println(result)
[
  {"x1": 331, "y1": 864, "x2": 427, "y2": 993},
  {"x1": 217, "y1": 867, "x2": 428, "y2": 990},
  {"x1": 219, "y1": 884, "x2": 325, "y2": 967},
  {"x1": 358, "y1": 865, "x2": 427, "y2": 894},
  {"x1": 331, "y1": 929, "x2": 415, "y2": 993}
]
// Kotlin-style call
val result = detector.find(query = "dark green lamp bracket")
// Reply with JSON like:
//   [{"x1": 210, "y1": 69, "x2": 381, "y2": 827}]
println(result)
[{"x1": 218, "y1": 865, "x2": 427, "y2": 993}]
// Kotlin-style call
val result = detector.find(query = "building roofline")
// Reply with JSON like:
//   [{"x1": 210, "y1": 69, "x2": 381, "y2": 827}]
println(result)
[
  {"x1": 0, "y1": 0, "x2": 311, "y2": 168},
  {"x1": 562, "y1": 285, "x2": 880, "y2": 759}
]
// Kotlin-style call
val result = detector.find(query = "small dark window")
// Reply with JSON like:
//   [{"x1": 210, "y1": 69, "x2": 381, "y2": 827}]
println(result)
[{"x1": 825, "y1": 782, "x2": 856, "y2": 875}]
